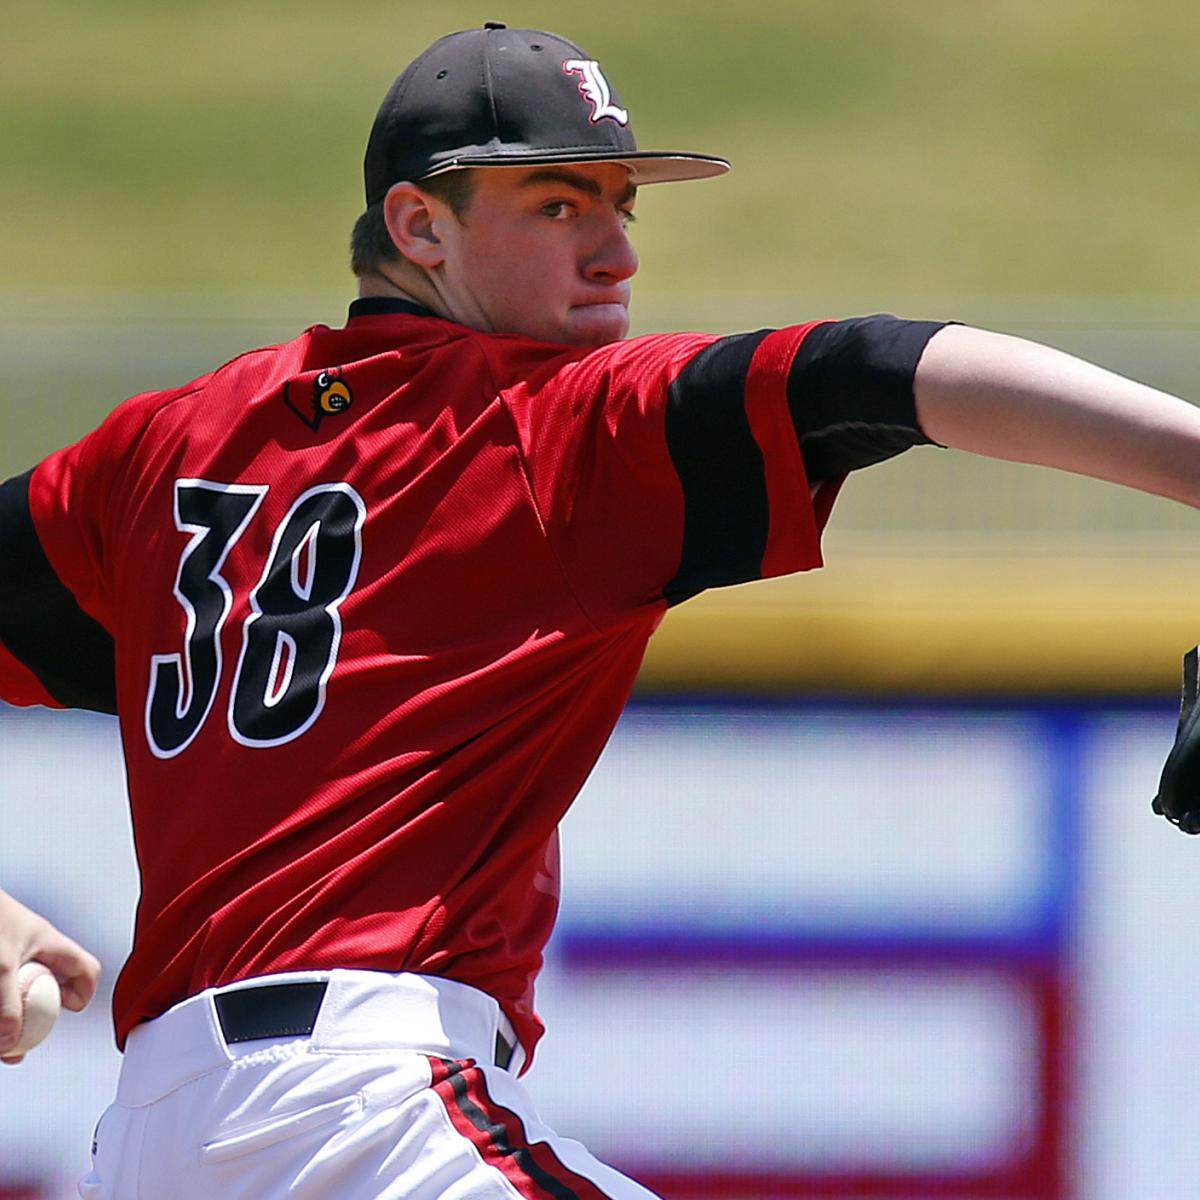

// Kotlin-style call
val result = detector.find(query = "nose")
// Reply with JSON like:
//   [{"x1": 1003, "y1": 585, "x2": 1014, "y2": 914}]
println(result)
[{"x1": 583, "y1": 211, "x2": 638, "y2": 285}]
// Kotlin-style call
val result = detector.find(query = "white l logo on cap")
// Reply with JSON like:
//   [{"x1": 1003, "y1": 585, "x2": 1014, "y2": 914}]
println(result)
[{"x1": 562, "y1": 59, "x2": 629, "y2": 126}]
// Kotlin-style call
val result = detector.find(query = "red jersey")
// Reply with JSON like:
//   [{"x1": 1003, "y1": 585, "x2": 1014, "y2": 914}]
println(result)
[{"x1": 0, "y1": 298, "x2": 839, "y2": 1060}]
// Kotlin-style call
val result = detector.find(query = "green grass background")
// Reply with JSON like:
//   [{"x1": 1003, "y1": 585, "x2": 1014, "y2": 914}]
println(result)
[
  {"x1": 4, "y1": 0, "x2": 1200, "y2": 530},
  {"x1": 6, "y1": 0, "x2": 1200, "y2": 299}
]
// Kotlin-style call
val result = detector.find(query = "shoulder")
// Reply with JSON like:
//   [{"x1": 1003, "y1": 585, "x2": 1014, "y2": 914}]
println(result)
[{"x1": 467, "y1": 329, "x2": 728, "y2": 399}]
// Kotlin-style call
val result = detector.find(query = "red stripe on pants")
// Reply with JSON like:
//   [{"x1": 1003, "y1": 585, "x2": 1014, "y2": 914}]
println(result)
[{"x1": 428, "y1": 1058, "x2": 614, "y2": 1200}]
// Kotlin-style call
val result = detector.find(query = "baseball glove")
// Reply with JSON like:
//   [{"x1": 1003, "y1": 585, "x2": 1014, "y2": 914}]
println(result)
[{"x1": 1154, "y1": 646, "x2": 1200, "y2": 833}]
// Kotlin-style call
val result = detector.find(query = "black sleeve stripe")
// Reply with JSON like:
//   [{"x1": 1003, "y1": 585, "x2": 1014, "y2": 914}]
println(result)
[
  {"x1": 788, "y1": 316, "x2": 946, "y2": 480},
  {"x1": 0, "y1": 470, "x2": 117, "y2": 713},
  {"x1": 663, "y1": 331, "x2": 772, "y2": 606}
]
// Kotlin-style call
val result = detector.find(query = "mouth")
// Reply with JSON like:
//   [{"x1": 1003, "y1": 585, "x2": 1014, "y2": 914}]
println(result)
[
  {"x1": 571, "y1": 300, "x2": 628, "y2": 312},
  {"x1": 571, "y1": 288, "x2": 631, "y2": 311}
]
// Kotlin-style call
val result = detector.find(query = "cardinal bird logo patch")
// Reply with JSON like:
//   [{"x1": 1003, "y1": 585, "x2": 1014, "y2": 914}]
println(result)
[
  {"x1": 283, "y1": 368, "x2": 355, "y2": 432},
  {"x1": 562, "y1": 59, "x2": 629, "y2": 126}
]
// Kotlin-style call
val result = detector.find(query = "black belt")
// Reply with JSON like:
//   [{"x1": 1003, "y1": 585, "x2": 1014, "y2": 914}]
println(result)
[{"x1": 212, "y1": 980, "x2": 516, "y2": 1069}]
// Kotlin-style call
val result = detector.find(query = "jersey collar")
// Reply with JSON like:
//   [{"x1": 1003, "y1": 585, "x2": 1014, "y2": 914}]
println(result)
[{"x1": 348, "y1": 296, "x2": 440, "y2": 321}]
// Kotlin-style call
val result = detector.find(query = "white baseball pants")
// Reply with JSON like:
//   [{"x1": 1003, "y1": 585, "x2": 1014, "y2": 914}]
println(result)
[{"x1": 77, "y1": 970, "x2": 661, "y2": 1200}]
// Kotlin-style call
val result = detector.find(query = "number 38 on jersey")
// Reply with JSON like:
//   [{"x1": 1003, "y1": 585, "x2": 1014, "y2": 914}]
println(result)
[{"x1": 144, "y1": 478, "x2": 366, "y2": 759}]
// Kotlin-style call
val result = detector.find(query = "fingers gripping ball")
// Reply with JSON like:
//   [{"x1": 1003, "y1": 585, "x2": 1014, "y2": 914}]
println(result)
[
  {"x1": 1154, "y1": 646, "x2": 1200, "y2": 833},
  {"x1": 1, "y1": 963, "x2": 61, "y2": 1063}
]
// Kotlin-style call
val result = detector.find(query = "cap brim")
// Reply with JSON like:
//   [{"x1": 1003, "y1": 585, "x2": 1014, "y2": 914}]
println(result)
[{"x1": 422, "y1": 150, "x2": 731, "y2": 185}]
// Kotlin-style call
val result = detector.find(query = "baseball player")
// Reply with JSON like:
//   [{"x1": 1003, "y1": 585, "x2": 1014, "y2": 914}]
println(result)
[{"x1": 4, "y1": 21, "x2": 1200, "y2": 1200}]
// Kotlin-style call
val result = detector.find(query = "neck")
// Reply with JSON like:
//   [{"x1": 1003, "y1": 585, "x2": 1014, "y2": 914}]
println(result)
[
  {"x1": 356, "y1": 263, "x2": 486, "y2": 335},
  {"x1": 356, "y1": 269, "x2": 429, "y2": 306}
]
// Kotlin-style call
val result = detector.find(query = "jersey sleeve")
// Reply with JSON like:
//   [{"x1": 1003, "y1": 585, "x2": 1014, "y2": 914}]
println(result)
[
  {"x1": 0, "y1": 444, "x2": 118, "y2": 712},
  {"x1": 0, "y1": 382, "x2": 196, "y2": 712},
  {"x1": 498, "y1": 324, "x2": 836, "y2": 619}
]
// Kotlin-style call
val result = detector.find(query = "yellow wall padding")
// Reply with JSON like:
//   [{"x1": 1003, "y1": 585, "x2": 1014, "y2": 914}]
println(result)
[{"x1": 636, "y1": 537, "x2": 1195, "y2": 695}]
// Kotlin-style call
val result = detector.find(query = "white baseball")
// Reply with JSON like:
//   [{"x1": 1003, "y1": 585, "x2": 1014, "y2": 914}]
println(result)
[{"x1": 2, "y1": 962, "x2": 61, "y2": 1061}]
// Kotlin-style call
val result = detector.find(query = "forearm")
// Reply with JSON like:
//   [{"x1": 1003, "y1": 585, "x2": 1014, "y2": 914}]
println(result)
[{"x1": 914, "y1": 324, "x2": 1200, "y2": 509}]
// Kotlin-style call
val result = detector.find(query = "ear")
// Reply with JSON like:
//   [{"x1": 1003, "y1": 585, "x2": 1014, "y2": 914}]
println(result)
[{"x1": 382, "y1": 183, "x2": 448, "y2": 271}]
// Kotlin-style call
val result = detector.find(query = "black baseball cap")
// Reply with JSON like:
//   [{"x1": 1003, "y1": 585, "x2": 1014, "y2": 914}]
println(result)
[{"x1": 363, "y1": 23, "x2": 731, "y2": 205}]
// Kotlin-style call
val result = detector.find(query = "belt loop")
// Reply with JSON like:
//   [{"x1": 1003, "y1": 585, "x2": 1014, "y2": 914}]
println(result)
[
  {"x1": 495, "y1": 1006, "x2": 522, "y2": 1072},
  {"x1": 494, "y1": 1029, "x2": 514, "y2": 1070}
]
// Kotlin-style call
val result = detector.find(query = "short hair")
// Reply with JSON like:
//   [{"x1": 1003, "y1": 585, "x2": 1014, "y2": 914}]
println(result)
[{"x1": 349, "y1": 170, "x2": 477, "y2": 277}]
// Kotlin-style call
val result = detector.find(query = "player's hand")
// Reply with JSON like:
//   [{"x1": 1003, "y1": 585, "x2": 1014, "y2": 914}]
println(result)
[
  {"x1": 0, "y1": 889, "x2": 100, "y2": 1061},
  {"x1": 1153, "y1": 647, "x2": 1200, "y2": 832}
]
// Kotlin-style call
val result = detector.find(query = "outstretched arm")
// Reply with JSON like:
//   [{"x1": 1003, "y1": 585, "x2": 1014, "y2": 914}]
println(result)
[
  {"x1": 913, "y1": 324, "x2": 1200, "y2": 509},
  {"x1": 0, "y1": 888, "x2": 100, "y2": 1064}
]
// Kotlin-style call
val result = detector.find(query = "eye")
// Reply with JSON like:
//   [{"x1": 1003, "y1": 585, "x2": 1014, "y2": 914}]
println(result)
[
  {"x1": 618, "y1": 207, "x2": 637, "y2": 229},
  {"x1": 539, "y1": 200, "x2": 577, "y2": 219}
]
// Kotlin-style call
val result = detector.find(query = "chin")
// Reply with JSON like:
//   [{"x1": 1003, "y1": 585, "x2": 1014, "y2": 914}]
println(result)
[{"x1": 563, "y1": 304, "x2": 630, "y2": 347}]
